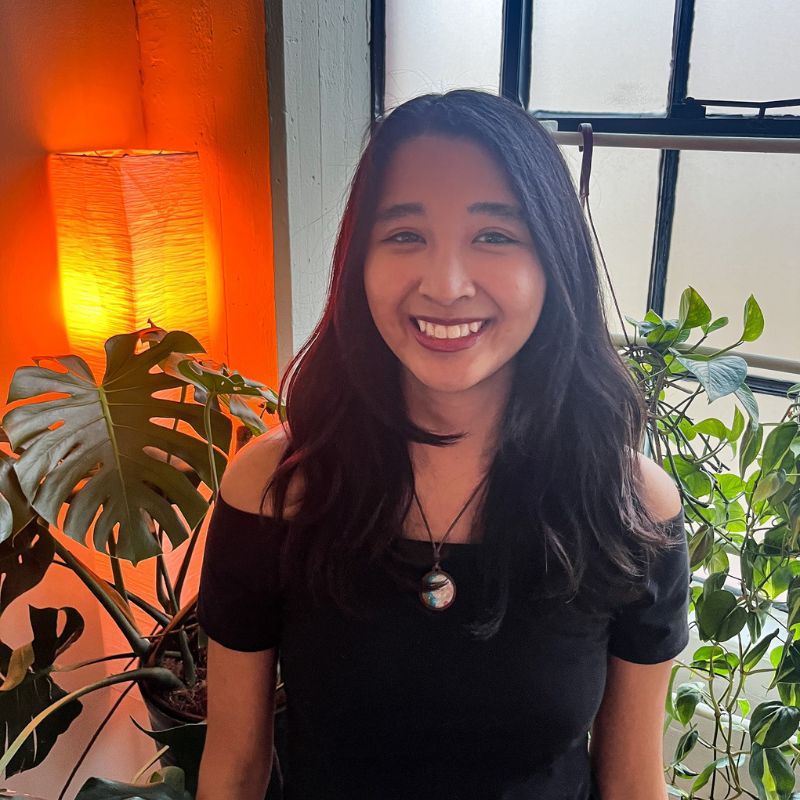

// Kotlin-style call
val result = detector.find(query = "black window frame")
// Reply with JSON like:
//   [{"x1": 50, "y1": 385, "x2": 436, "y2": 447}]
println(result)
[{"x1": 370, "y1": 0, "x2": 799, "y2": 398}]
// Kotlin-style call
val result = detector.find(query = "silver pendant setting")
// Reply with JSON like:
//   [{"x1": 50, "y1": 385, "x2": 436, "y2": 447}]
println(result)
[{"x1": 420, "y1": 568, "x2": 456, "y2": 611}]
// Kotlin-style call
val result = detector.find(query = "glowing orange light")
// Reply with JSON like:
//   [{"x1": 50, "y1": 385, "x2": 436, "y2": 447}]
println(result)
[{"x1": 48, "y1": 150, "x2": 208, "y2": 378}]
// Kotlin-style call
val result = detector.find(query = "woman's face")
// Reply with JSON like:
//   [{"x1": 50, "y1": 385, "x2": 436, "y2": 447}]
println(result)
[{"x1": 364, "y1": 135, "x2": 547, "y2": 400}]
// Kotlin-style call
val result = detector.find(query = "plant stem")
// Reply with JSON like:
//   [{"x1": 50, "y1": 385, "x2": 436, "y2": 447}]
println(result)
[
  {"x1": 50, "y1": 536, "x2": 150, "y2": 658},
  {"x1": 152, "y1": 522, "x2": 197, "y2": 686},
  {"x1": 203, "y1": 394, "x2": 221, "y2": 497},
  {"x1": 54, "y1": 653, "x2": 137, "y2": 672},
  {"x1": 107, "y1": 534, "x2": 126, "y2": 599},
  {"x1": 0, "y1": 666, "x2": 181, "y2": 773},
  {"x1": 57, "y1": 669, "x2": 136, "y2": 800},
  {"x1": 50, "y1": 560, "x2": 170, "y2": 626}
]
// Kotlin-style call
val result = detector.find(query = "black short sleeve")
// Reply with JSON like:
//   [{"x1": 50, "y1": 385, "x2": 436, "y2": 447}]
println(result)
[
  {"x1": 196, "y1": 491, "x2": 283, "y2": 652},
  {"x1": 607, "y1": 509, "x2": 691, "y2": 664}
]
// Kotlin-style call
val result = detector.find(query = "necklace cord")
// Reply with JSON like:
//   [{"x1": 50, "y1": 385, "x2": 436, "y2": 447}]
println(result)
[{"x1": 412, "y1": 474, "x2": 489, "y2": 564}]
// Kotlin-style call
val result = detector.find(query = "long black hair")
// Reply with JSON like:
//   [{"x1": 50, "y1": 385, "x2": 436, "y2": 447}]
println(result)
[{"x1": 264, "y1": 90, "x2": 677, "y2": 639}]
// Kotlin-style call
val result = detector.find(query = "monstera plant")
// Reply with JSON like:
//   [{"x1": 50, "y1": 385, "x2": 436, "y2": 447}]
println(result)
[
  {"x1": 619, "y1": 288, "x2": 800, "y2": 800},
  {"x1": 0, "y1": 324, "x2": 279, "y2": 799}
]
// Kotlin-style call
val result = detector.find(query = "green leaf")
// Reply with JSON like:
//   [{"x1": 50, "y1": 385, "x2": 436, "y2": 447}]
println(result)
[
  {"x1": 717, "y1": 473, "x2": 746, "y2": 499},
  {"x1": 693, "y1": 418, "x2": 728, "y2": 440},
  {"x1": 703, "y1": 316, "x2": 729, "y2": 335},
  {"x1": 673, "y1": 728, "x2": 699, "y2": 763},
  {"x1": 762, "y1": 423, "x2": 800, "y2": 475},
  {"x1": 787, "y1": 577, "x2": 800, "y2": 635},
  {"x1": 742, "y1": 295, "x2": 765, "y2": 342},
  {"x1": 690, "y1": 644, "x2": 739, "y2": 675},
  {"x1": 740, "y1": 424, "x2": 764, "y2": 476},
  {"x1": 0, "y1": 607, "x2": 84, "y2": 776},
  {"x1": 735, "y1": 383, "x2": 760, "y2": 431},
  {"x1": 678, "y1": 287, "x2": 712, "y2": 329},
  {"x1": 75, "y1": 773, "x2": 193, "y2": 800},
  {"x1": 666, "y1": 455, "x2": 713, "y2": 499},
  {"x1": 675, "y1": 683, "x2": 704, "y2": 726},
  {"x1": 753, "y1": 470, "x2": 788, "y2": 503},
  {"x1": 130, "y1": 719, "x2": 207, "y2": 798},
  {"x1": 749, "y1": 702, "x2": 800, "y2": 748},
  {"x1": 749, "y1": 743, "x2": 796, "y2": 800},
  {"x1": 696, "y1": 589, "x2": 747, "y2": 642},
  {"x1": 691, "y1": 755, "x2": 734, "y2": 793},
  {"x1": 3, "y1": 331, "x2": 232, "y2": 566},
  {"x1": 738, "y1": 698, "x2": 750, "y2": 718},
  {"x1": 0, "y1": 515, "x2": 54, "y2": 618},
  {"x1": 730, "y1": 406, "x2": 746, "y2": 442},
  {"x1": 688, "y1": 526, "x2": 713, "y2": 569},
  {"x1": 744, "y1": 631, "x2": 781, "y2": 672},
  {"x1": 674, "y1": 355, "x2": 748, "y2": 402}
]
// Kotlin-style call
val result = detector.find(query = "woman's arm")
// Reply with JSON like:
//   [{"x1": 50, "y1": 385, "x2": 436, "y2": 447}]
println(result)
[
  {"x1": 590, "y1": 452, "x2": 684, "y2": 799},
  {"x1": 197, "y1": 424, "x2": 293, "y2": 798},
  {"x1": 196, "y1": 641, "x2": 278, "y2": 799},
  {"x1": 590, "y1": 656, "x2": 674, "y2": 800}
]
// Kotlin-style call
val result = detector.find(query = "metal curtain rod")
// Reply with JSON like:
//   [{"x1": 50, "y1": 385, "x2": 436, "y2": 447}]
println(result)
[
  {"x1": 609, "y1": 332, "x2": 800, "y2": 378},
  {"x1": 545, "y1": 127, "x2": 800, "y2": 155}
]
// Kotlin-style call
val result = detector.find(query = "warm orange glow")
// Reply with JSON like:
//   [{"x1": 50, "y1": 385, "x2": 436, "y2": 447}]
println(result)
[{"x1": 48, "y1": 150, "x2": 208, "y2": 378}]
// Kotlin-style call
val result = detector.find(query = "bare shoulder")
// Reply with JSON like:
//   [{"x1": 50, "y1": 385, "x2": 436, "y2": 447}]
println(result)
[
  {"x1": 634, "y1": 451, "x2": 683, "y2": 523},
  {"x1": 219, "y1": 422, "x2": 299, "y2": 516}
]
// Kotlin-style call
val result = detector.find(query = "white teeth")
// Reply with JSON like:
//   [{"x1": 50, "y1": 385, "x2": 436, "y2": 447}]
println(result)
[{"x1": 415, "y1": 319, "x2": 485, "y2": 339}]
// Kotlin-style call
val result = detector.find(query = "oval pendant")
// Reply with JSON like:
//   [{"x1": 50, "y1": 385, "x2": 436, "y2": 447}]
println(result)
[{"x1": 420, "y1": 568, "x2": 456, "y2": 611}]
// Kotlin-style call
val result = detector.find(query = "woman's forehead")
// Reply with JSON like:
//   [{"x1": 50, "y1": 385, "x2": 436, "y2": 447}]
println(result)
[{"x1": 378, "y1": 135, "x2": 517, "y2": 206}]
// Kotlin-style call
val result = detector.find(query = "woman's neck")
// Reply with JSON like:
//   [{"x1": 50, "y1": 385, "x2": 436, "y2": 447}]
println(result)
[{"x1": 403, "y1": 367, "x2": 511, "y2": 480}]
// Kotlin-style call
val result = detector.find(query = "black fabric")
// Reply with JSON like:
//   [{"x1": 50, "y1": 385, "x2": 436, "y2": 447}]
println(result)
[{"x1": 197, "y1": 492, "x2": 690, "y2": 800}]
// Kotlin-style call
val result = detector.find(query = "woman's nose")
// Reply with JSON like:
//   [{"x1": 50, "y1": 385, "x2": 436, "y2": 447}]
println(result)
[{"x1": 417, "y1": 245, "x2": 476, "y2": 304}]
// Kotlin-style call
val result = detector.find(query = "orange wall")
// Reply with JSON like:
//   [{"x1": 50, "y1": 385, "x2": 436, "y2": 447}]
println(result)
[
  {"x1": 0, "y1": 4, "x2": 276, "y2": 792},
  {"x1": 0, "y1": 0, "x2": 277, "y2": 401}
]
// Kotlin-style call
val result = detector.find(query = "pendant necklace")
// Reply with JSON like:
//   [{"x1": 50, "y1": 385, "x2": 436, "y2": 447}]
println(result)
[{"x1": 413, "y1": 474, "x2": 488, "y2": 611}]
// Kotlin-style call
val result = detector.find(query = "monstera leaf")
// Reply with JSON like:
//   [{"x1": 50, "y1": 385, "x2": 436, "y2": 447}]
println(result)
[
  {"x1": 160, "y1": 352, "x2": 281, "y2": 435},
  {"x1": 131, "y1": 718, "x2": 207, "y2": 796},
  {"x1": 75, "y1": 767, "x2": 193, "y2": 800},
  {"x1": 2, "y1": 330, "x2": 231, "y2": 565},
  {"x1": 0, "y1": 455, "x2": 54, "y2": 617},
  {"x1": 0, "y1": 607, "x2": 84, "y2": 777}
]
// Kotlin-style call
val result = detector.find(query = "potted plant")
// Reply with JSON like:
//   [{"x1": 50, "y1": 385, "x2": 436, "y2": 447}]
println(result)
[
  {"x1": 619, "y1": 288, "x2": 800, "y2": 799},
  {"x1": 0, "y1": 323, "x2": 283, "y2": 799}
]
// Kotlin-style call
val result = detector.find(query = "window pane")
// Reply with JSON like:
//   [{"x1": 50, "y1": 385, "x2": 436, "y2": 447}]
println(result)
[
  {"x1": 530, "y1": 0, "x2": 674, "y2": 113},
  {"x1": 689, "y1": 0, "x2": 800, "y2": 108},
  {"x1": 385, "y1": 0, "x2": 502, "y2": 111},
  {"x1": 665, "y1": 151, "x2": 800, "y2": 362},
  {"x1": 559, "y1": 146, "x2": 660, "y2": 332}
]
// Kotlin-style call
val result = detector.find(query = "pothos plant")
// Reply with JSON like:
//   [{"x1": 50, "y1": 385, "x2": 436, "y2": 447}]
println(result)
[
  {"x1": 0, "y1": 323, "x2": 279, "y2": 799},
  {"x1": 621, "y1": 287, "x2": 800, "y2": 800}
]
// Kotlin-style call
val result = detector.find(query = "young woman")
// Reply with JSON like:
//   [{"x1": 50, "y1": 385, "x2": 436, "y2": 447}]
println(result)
[{"x1": 195, "y1": 90, "x2": 689, "y2": 800}]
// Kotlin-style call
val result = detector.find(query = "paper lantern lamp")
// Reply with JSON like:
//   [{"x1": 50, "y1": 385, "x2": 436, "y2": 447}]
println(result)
[{"x1": 48, "y1": 149, "x2": 208, "y2": 376}]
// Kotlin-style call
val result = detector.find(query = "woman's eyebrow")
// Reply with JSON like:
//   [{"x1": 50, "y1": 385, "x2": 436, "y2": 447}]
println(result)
[
  {"x1": 374, "y1": 201, "x2": 523, "y2": 222},
  {"x1": 467, "y1": 201, "x2": 523, "y2": 219},
  {"x1": 374, "y1": 202, "x2": 425, "y2": 222}
]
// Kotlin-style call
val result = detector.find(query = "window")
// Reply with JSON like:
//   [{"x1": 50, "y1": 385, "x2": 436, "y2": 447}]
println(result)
[{"x1": 375, "y1": 0, "x2": 800, "y2": 400}]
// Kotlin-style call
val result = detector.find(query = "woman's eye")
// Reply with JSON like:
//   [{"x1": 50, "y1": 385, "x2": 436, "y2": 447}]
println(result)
[
  {"x1": 475, "y1": 231, "x2": 516, "y2": 245},
  {"x1": 384, "y1": 231, "x2": 424, "y2": 244}
]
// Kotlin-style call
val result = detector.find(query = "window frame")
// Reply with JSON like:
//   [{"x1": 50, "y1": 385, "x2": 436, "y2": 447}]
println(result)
[{"x1": 370, "y1": 0, "x2": 800, "y2": 398}]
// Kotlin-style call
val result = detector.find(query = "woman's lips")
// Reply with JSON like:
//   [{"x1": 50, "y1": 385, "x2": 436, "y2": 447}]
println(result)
[{"x1": 408, "y1": 316, "x2": 490, "y2": 352}]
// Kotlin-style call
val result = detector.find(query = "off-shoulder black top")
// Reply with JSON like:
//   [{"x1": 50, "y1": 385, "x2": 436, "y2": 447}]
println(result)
[{"x1": 197, "y1": 492, "x2": 690, "y2": 800}]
